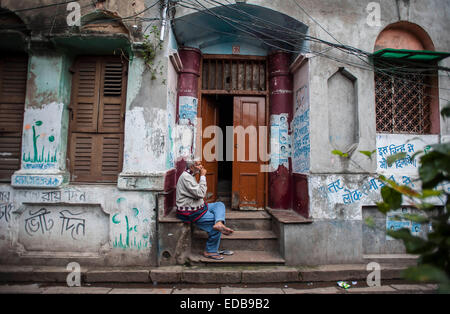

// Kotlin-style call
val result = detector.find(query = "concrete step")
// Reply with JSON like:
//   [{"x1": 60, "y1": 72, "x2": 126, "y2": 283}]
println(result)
[
  {"x1": 189, "y1": 250, "x2": 285, "y2": 266},
  {"x1": 0, "y1": 263, "x2": 415, "y2": 285},
  {"x1": 363, "y1": 254, "x2": 419, "y2": 266},
  {"x1": 224, "y1": 210, "x2": 272, "y2": 231},
  {"x1": 192, "y1": 230, "x2": 279, "y2": 251}
]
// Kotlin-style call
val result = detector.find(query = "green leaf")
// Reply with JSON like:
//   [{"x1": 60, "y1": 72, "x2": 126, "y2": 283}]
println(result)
[
  {"x1": 359, "y1": 150, "x2": 376, "y2": 160},
  {"x1": 416, "y1": 202, "x2": 437, "y2": 211},
  {"x1": 402, "y1": 213, "x2": 429, "y2": 224},
  {"x1": 331, "y1": 149, "x2": 349, "y2": 158},
  {"x1": 387, "y1": 228, "x2": 432, "y2": 254},
  {"x1": 35, "y1": 120, "x2": 43, "y2": 126},
  {"x1": 402, "y1": 264, "x2": 449, "y2": 284},
  {"x1": 376, "y1": 201, "x2": 391, "y2": 214},
  {"x1": 419, "y1": 189, "x2": 443, "y2": 199},
  {"x1": 429, "y1": 142, "x2": 450, "y2": 155},
  {"x1": 392, "y1": 184, "x2": 420, "y2": 198},
  {"x1": 419, "y1": 156, "x2": 439, "y2": 184},
  {"x1": 386, "y1": 152, "x2": 407, "y2": 167},
  {"x1": 380, "y1": 186, "x2": 402, "y2": 210}
]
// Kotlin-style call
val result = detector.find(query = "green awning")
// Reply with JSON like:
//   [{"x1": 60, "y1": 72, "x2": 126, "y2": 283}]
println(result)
[{"x1": 372, "y1": 48, "x2": 450, "y2": 62}]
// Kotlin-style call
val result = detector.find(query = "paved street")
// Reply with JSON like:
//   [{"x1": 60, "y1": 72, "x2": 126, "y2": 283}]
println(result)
[{"x1": 0, "y1": 282, "x2": 439, "y2": 294}]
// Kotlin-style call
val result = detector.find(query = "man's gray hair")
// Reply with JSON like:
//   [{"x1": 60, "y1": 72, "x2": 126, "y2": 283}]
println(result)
[{"x1": 186, "y1": 158, "x2": 200, "y2": 169}]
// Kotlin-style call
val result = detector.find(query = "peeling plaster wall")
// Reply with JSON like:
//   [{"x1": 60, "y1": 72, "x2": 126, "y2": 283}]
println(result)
[
  {"x1": 0, "y1": 0, "x2": 449, "y2": 266},
  {"x1": 166, "y1": 53, "x2": 178, "y2": 170},
  {"x1": 123, "y1": 106, "x2": 167, "y2": 173},
  {"x1": 11, "y1": 52, "x2": 73, "y2": 188},
  {"x1": 0, "y1": 184, "x2": 156, "y2": 266},
  {"x1": 0, "y1": 0, "x2": 147, "y2": 41},
  {"x1": 0, "y1": 1, "x2": 167, "y2": 266}
]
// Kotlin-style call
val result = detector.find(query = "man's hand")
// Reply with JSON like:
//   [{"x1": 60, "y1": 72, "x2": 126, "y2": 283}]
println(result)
[{"x1": 200, "y1": 167, "x2": 207, "y2": 176}]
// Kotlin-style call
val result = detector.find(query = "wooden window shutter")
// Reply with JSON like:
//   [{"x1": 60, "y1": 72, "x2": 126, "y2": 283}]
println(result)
[
  {"x1": 100, "y1": 133, "x2": 124, "y2": 180},
  {"x1": 98, "y1": 57, "x2": 127, "y2": 133},
  {"x1": 70, "y1": 133, "x2": 94, "y2": 182},
  {"x1": 69, "y1": 56, "x2": 126, "y2": 183},
  {"x1": 0, "y1": 55, "x2": 28, "y2": 181},
  {"x1": 70, "y1": 57, "x2": 101, "y2": 133}
]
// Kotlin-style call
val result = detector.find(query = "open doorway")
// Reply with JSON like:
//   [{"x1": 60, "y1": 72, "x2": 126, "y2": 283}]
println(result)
[
  {"x1": 216, "y1": 95, "x2": 233, "y2": 206},
  {"x1": 201, "y1": 94, "x2": 267, "y2": 210}
]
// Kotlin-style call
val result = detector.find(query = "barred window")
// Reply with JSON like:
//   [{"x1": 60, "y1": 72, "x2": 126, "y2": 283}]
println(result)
[{"x1": 375, "y1": 63, "x2": 432, "y2": 134}]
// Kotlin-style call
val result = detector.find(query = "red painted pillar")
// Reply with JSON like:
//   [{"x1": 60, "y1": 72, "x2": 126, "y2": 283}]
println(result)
[
  {"x1": 175, "y1": 47, "x2": 202, "y2": 181},
  {"x1": 268, "y1": 51, "x2": 293, "y2": 210},
  {"x1": 177, "y1": 47, "x2": 202, "y2": 121}
]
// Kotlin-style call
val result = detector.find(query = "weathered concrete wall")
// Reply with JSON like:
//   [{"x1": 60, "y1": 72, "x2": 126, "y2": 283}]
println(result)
[
  {"x1": 0, "y1": 0, "x2": 147, "y2": 40},
  {"x1": 1, "y1": 0, "x2": 448, "y2": 266},
  {"x1": 0, "y1": 184, "x2": 156, "y2": 266},
  {"x1": 11, "y1": 51, "x2": 73, "y2": 189},
  {"x1": 0, "y1": 1, "x2": 171, "y2": 266}
]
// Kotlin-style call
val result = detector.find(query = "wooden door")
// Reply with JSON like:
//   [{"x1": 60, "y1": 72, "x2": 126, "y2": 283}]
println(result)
[
  {"x1": 232, "y1": 97, "x2": 266, "y2": 210},
  {"x1": 201, "y1": 96, "x2": 219, "y2": 203}
]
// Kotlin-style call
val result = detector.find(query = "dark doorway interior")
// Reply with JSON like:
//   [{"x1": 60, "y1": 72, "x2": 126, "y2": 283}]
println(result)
[{"x1": 216, "y1": 95, "x2": 233, "y2": 205}]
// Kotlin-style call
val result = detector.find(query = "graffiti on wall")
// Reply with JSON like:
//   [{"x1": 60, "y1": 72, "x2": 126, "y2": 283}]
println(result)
[
  {"x1": 21, "y1": 102, "x2": 63, "y2": 170},
  {"x1": 13, "y1": 175, "x2": 61, "y2": 187},
  {"x1": 316, "y1": 175, "x2": 416, "y2": 206},
  {"x1": 17, "y1": 203, "x2": 109, "y2": 254},
  {"x1": 376, "y1": 134, "x2": 437, "y2": 173},
  {"x1": 316, "y1": 134, "x2": 440, "y2": 206},
  {"x1": 292, "y1": 84, "x2": 310, "y2": 173},
  {"x1": 377, "y1": 143, "x2": 420, "y2": 170},
  {"x1": 23, "y1": 207, "x2": 86, "y2": 240},
  {"x1": 16, "y1": 189, "x2": 86, "y2": 203},
  {"x1": 0, "y1": 191, "x2": 13, "y2": 224},
  {"x1": 111, "y1": 197, "x2": 150, "y2": 251}
]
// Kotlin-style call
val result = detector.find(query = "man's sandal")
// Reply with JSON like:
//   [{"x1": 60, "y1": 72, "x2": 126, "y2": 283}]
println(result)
[{"x1": 203, "y1": 253, "x2": 224, "y2": 260}]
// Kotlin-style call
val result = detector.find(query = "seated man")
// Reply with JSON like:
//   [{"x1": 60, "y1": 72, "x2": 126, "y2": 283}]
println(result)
[{"x1": 176, "y1": 159, "x2": 234, "y2": 260}]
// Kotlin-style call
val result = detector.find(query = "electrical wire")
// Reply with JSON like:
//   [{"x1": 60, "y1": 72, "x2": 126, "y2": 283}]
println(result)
[
  {"x1": 173, "y1": 0, "x2": 450, "y2": 101},
  {"x1": 0, "y1": 0, "x2": 161, "y2": 33},
  {"x1": 0, "y1": 0, "x2": 84, "y2": 15},
  {"x1": 0, "y1": 0, "x2": 448, "y2": 98},
  {"x1": 176, "y1": 0, "x2": 450, "y2": 95}
]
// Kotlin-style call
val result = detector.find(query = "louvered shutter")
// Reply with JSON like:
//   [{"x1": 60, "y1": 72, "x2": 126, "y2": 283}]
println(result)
[
  {"x1": 70, "y1": 57, "x2": 101, "y2": 133},
  {"x1": 69, "y1": 133, "x2": 95, "y2": 182},
  {"x1": 0, "y1": 55, "x2": 28, "y2": 181},
  {"x1": 98, "y1": 57, "x2": 126, "y2": 133},
  {"x1": 69, "y1": 56, "x2": 126, "y2": 183},
  {"x1": 100, "y1": 134, "x2": 124, "y2": 181}
]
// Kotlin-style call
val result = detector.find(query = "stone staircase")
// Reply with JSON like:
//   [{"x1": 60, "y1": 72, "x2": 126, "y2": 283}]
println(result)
[{"x1": 189, "y1": 207, "x2": 286, "y2": 266}]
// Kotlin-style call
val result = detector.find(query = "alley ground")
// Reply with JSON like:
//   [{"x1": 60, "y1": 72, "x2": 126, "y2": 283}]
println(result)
[{"x1": 0, "y1": 280, "x2": 439, "y2": 294}]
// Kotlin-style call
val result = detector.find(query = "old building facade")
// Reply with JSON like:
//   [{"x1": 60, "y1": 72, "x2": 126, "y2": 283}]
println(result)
[{"x1": 0, "y1": 0, "x2": 449, "y2": 267}]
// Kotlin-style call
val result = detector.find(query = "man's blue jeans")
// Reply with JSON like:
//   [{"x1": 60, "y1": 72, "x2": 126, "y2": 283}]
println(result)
[{"x1": 195, "y1": 202, "x2": 226, "y2": 253}]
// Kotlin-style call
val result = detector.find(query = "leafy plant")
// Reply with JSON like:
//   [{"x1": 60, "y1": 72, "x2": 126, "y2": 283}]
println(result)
[
  {"x1": 142, "y1": 25, "x2": 165, "y2": 83},
  {"x1": 367, "y1": 105, "x2": 450, "y2": 293}
]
